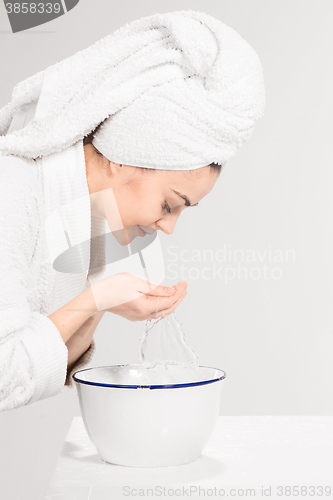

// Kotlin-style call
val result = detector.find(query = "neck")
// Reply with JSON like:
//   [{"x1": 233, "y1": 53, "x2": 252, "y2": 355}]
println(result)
[
  {"x1": 84, "y1": 143, "x2": 106, "y2": 216},
  {"x1": 83, "y1": 143, "x2": 124, "y2": 232}
]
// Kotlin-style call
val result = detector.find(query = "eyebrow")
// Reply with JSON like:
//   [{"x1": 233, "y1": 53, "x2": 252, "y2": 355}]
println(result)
[{"x1": 171, "y1": 189, "x2": 199, "y2": 207}]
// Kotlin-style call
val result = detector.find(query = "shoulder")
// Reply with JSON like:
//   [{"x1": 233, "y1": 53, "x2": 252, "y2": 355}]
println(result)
[
  {"x1": 0, "y1": 155, "x2": 43, "y2": 210},
  {"x1": 0, "y1": 155, "x2": 39, "y2": 186},
  {"x1": 0, "y1": 154, "x2": 34, "y2": 171},
  {"x1": 0, "y1": 155, "x2": 43, "y2": 235},
  {"x1": 0, "y1": 156, "x2": 43, "y2": 266}
]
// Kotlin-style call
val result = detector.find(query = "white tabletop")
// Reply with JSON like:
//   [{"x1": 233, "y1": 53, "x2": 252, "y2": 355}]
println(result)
[{"x1": 44, "y1": 416, "x2": 333, "y2": 500}]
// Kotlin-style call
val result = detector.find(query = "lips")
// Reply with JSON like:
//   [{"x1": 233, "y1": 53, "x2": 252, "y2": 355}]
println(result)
[
  {"x1": 138, "y1": 225, "x2": 148, "y2": 237},
  {"x1": 138, "y1": 225, "x2": 155, "y2": 236}
]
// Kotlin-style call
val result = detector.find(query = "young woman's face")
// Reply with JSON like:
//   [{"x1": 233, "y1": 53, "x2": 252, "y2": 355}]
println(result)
[
  {"x1": 113, "y1": 165, "x2": 219, "y2": 243},
  {"x1": 84, "y1": 144, "x2": 219, "y2": 245}
]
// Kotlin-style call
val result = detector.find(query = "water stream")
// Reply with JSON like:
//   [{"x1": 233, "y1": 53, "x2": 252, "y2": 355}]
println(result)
[{"x1": 138, "y1": 313, "x2": 205, "y2": 384}]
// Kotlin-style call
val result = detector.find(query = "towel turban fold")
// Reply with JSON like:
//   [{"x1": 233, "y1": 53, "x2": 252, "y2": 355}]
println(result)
[{"x1": 0, "y1": 10, "x2": 265, "y2": 169}]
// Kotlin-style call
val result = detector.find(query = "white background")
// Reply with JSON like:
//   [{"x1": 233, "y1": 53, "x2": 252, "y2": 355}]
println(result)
[{"x1": 0, "y1": 1, "x2": 332, "y2": 499}]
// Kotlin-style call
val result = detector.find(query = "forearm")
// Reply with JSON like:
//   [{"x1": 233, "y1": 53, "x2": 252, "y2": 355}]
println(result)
[
  {"x1": 65, "y1": 310, "x2": 105, "y2": 373},
  {"x1": 48, "y1": 288, "x2": 97, "y2": 343}
]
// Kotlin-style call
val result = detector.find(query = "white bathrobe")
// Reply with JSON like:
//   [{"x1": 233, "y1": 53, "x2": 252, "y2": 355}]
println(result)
[{"x1": 0, "y1": 139, "x2": 106, "y2": 412}]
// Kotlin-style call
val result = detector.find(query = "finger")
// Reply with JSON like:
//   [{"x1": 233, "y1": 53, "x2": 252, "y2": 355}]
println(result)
[
  {"x1": 134, "y1": 275, "x2": 177, "y2": 296},
  {"x1": 171, "y1": 281, "x2": 187, "y2": 294},
  {"x1": 145, "y1": 287, "x2": 183, "y2": 312},
  {"x1": 152, "y1": 286, "x2": 184, "y2": 314},
  {"x1": 175, "y1": 281, "x2": 188, "y2": 289},
  {"x1": 150, "y1": 290, "x2": 187, "y2": 320},
  {"x1": 145, "y1": 280, "x2": 187, "y2": 297},
  {"x1": 148, "y1": 289, "x2": 188, "y2": 320},
  {"x1": 144, "y1": 283, "x2": 176, "y2": 297}
]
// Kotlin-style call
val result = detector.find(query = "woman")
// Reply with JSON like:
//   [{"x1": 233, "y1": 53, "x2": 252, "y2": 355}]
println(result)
[{"x1": 0, "y1": 10, "x2": 265, "y2": 411}]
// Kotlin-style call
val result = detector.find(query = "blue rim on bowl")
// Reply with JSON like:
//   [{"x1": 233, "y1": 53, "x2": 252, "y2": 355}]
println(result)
[{"x1": 72, "y1": 364, "x2": 226, "y2": 390}]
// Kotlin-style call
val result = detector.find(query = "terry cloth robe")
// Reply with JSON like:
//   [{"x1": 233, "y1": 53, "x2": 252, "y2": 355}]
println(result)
[{"x1": 0, "y1": 137, "x2": 109, "y2": 412}]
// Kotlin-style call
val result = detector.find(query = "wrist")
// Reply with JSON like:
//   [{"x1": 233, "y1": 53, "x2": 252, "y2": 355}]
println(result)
[
  {"x1": 48, "y1": 288, "x2": 98, "y2": 344},
  {"x1": 81, "y1": 287, "x2": 99, "y2": 317},
  {"x1": 66, "y1": 311, "x2": 105, "y2": 371}
]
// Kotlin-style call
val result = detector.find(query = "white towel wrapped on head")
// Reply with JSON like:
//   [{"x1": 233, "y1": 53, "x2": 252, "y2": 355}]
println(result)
[{"x1": 0, "y1": 10, "x2": 265, "y2": 169}]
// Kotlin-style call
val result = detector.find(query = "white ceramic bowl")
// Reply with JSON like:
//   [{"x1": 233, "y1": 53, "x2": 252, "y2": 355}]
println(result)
[{"x1": 73, "y1": 364, "x2": 226, "y2": 467}]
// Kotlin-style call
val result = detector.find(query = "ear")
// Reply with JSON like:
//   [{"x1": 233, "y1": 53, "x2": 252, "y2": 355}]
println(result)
[{"x1": 109, "y1": 162, "x2": 123, "y2": 175}]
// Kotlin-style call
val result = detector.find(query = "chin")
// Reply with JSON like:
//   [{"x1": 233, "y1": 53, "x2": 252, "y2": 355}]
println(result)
[
  {"x1": 138, "y1": 225, "x2": 155, "y2": 235},
  {"x1": 110, "y1": 225, "x2": 150, "y2": 245}
]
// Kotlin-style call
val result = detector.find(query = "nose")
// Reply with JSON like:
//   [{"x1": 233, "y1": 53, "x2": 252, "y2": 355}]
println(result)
[{"x1": 155, "y1": 213, "x2": 180, "y2": 235}]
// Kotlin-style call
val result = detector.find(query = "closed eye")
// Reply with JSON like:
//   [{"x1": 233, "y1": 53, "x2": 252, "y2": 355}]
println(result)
[{"x1": 163, "y1": 202, "x2": 171, "y2": 213}]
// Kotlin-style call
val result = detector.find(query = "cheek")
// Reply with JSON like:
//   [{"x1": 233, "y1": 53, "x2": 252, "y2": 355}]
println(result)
[
  {"x1": 134, "y1": 180, "x2": 158, "y2": 205},
  {"x1": 121, "y1": 176, "x2": 164, "y2": 225},
  {"x1": 121, "y1": 183, "x2": 154, "y2": 224},
  {"x1": 137, "y1": 196, "x2": 163, "y2": 225}
]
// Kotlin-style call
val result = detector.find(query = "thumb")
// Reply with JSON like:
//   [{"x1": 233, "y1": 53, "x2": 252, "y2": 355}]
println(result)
[{"x1": 136, "y1": 277, "x2": 176, "y2": 297}]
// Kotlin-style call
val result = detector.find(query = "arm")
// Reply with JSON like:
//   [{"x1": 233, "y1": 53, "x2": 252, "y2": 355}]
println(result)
[
  {"x1": 0, "y1": 158, "x2": 70, "y2": 411},
  {"x1": 65, "y1": 310, "x2": 105, "y2": 376},
  {"x1": 47, "y1": 288, "x2": 101, "y2": 386},
  {"x1": 0, "y1": 158, "x2": 97, "y2": 410},
  {"x1": 47, "y1": 288, "x2": 97, "y2": 344}
]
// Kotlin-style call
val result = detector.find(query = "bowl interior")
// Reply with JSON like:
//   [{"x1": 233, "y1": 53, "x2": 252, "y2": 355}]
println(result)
[{"x1": 73, "y1": 364, "x2": 225, "y2": 388}]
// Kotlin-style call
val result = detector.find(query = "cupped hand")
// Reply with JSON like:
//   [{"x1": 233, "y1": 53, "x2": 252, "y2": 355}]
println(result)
[{"x1": 89, "y1": 272, "x2": 187, "y2": 322}]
